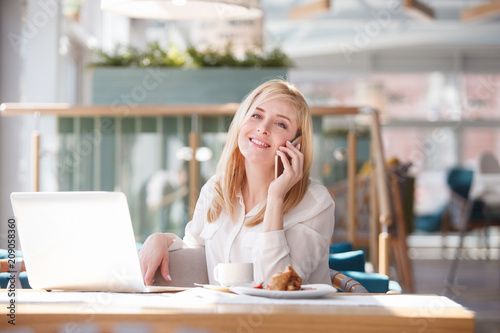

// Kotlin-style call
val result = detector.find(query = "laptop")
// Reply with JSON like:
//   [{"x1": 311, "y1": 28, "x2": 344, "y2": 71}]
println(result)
[{"x1": 10, "y1": 191, "x2": 185, "y2": 293}]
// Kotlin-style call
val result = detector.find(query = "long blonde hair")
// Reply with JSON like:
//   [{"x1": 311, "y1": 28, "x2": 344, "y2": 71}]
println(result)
[{"x1": 207, "y1": 79, "x2": 313, "y2": 226}]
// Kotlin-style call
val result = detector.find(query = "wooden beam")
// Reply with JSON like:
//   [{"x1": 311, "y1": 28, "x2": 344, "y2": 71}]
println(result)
[
  {"x1": 310, "y1": 106, "x2": 360, "y2": 116},
  {"x1": 403, "y1": 0, "x2": 434, "y2": 21},
  {"x1": 461, "y1": 0, "x2": 500, "y2": 22},
  {"x1": 0, "y1": 103, "x2": 240, "y2": 117},
  {"x1": 0, "y1": 103, "x2": 363, "y2": 117},
  {"x1": 289, "y1": 0, "x2": 330, "y2": 20}
]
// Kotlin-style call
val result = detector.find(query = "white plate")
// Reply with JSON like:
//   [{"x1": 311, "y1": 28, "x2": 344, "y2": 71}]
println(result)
[{"x1": 229, "y1": 284, "x2": 337, "y2": 299}]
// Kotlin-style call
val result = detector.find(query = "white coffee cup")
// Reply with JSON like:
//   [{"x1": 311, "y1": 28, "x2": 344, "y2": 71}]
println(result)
[{"x1": 213, "y1": 263, "x2": 254, "y2": 287}]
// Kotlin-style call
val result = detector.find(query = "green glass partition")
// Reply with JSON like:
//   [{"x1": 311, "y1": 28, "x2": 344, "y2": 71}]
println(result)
[{"x1": 57, "y1": 114, "x2": 364, "y2": 242}]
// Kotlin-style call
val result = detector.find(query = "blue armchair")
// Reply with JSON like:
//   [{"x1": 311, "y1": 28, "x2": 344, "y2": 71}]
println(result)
[
  {"x1": 444, "y1": 167, "x2": 500, "y2": 232},
  {"x1": 329, "y1": 242, "x2": 402, "y2": 293},
  {"x1": 0, "y1": 249, "x2": 30, "y2": 289}
]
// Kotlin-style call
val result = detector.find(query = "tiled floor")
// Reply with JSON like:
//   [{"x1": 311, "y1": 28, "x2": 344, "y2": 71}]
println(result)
[
  {"x1": 407, "y1": 231, "x2": 500, "y2": 333},
  {"x1": 412, "y1": 258, "x2": 500, "y2": 333}
]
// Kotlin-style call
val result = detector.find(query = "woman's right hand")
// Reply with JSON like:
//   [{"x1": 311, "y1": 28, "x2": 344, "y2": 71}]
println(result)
[{"x1": 139, "y1": 232, "x2": 174, "y2": 285}]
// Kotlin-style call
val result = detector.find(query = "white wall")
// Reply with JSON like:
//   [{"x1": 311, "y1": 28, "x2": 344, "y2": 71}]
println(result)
[
  {"x1": 0, "y1": 0, "x2": 25, "y2": 249},
  {"x1": 0, "y1": 0, "x2": 133, "y2": 248},
  {"x1": 0, "y1": 0, "x2": 61, "y2": 249}
]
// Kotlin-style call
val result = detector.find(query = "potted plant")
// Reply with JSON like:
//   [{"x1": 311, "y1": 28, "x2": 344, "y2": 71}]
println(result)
[{"x1": 88, "y1": 42, "x2": 293, "y2": 105}]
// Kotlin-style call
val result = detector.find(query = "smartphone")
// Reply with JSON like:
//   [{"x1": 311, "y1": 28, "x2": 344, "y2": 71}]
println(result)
[{"x1": 275, "y1": 135, "x2": 302, "y2": 179}]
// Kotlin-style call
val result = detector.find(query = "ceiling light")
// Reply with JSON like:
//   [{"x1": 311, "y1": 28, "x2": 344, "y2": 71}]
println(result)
[{"x1": 101, "y1": 0, "x2": 263, "y2": 20}]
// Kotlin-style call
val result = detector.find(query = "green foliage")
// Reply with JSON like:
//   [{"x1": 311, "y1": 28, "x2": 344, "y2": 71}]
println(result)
[
  {"x1": 88, "y1": 44, "x2": 141, "y2": 67},
  {"x1": 139, "y1": 42, "x2": 187, "y2": 67},
  {"x1": 186, "y1": 44, "x2": 238, "y2": 67},
  {"x1": 88, "y1": 42, "x2": 293, "y2": 68},
  {"x1": 257, "y1": 47, "x2": 294, "y2": 68},
  {"x1": 187, "y1": 43, "x2": 294, "y2": 68}
]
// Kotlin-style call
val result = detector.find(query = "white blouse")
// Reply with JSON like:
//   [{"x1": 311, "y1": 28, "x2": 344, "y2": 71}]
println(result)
[{"x1": 169, "y1": 176, "x2": 335, "y2": 285}]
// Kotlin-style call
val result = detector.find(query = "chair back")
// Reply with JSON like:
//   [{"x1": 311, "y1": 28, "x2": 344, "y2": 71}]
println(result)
[
  {"x1": 447, "y1": 167, "x2": 473, "y2": 199},
  {"x1": 478, "y1": 153, "x2": 500, "y2": 174},
  {"x1": 153, "y1": 247, "x2": 209, "y2": 287}
]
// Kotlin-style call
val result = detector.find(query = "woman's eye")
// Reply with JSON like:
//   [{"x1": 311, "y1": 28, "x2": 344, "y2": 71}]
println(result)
[
  {"x1": 251, "y1": 114, "x2": 262, "y2": 119},
  {"x1": 277, "y1": 122, "x2": 287, "y2": 129}
]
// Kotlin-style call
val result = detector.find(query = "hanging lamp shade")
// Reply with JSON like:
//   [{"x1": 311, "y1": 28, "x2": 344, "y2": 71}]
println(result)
[{"x1": 101, "y1": 0, "x2": 263, "y2": 20}]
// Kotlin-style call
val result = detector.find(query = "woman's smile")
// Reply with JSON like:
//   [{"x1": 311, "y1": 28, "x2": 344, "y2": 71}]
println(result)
[{"x1": 249, "y1": 136, "x2": 271, "y2": 148}]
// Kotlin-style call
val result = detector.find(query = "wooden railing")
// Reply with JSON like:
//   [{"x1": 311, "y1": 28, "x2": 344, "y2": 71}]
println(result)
[{"x1": 1, "y1": 103, "x2": 392, "y2": 275}]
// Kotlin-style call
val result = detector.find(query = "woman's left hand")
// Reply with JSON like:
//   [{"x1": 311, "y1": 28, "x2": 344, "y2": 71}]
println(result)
[{"x1": 269, "y1": 140, "x2": 304, "y2": 199}]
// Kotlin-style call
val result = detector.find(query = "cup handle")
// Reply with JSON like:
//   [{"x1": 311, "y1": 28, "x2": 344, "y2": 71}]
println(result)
[{"x1": 214, "y1": 266, "x2": 219, "y2": 282}]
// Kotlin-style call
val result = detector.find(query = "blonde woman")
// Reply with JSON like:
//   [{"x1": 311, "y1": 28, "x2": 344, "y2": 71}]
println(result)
[{"x1": 139, "y1": 79, "x2": 335, "y2": 286}]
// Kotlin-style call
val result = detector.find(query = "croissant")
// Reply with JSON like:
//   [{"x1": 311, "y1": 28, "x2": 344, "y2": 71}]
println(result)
[{"x1": 267, "y1": 265, "x2": 302, "y2": 291}]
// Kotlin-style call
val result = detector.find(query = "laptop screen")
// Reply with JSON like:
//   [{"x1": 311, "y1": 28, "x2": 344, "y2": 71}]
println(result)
[{"x1": 10, "y1": 191, "x2": 145, "y2": 292}]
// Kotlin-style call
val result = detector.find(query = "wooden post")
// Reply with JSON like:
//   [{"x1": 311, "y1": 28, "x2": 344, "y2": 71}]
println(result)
[
  {"x1": 189, "y1": 131, "x2": 199, "y2": 220},
  {"x1": 347, "y1": 130, "x2": 357, "y2": 248},
  {"x1": 31, "y1": 131, "x2": 40, "y2": 192},
  {"x1": 369, "y1": 109, "x2": 392, "y2": 276},
  {"x1": 378, "y1": 231, "x2": 390, "y2": 276},
  {"x1": 369, "y1": 140, "x2": 379, "y2": 269},
  {"x1": 389, "y1": 173, "x2": 415, "y2": 293},
  {"x1": 189, "y1": 114, "x2": 200, "y2": 220}
]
